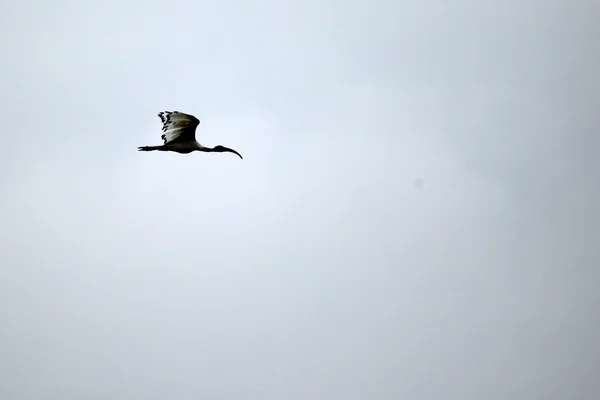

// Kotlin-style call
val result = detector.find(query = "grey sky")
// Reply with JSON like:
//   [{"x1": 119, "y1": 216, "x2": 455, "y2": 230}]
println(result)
[{"x1": 1, "y1": 0, "x2": 599, "y2": 398}]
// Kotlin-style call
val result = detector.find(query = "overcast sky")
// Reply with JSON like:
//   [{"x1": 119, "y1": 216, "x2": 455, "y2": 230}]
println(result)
[{"x1": 1, "y1": 0, "x2": 599, "y2": 398}]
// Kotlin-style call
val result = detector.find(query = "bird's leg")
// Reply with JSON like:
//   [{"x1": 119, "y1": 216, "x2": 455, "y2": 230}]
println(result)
[{"x1": 138, "y1": 145, "x2": 167, "y2": 151}]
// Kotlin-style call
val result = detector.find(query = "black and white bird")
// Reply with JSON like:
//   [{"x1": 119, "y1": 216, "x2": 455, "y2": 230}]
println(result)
[{"x1": 138, "y1": 111, "x2": 243, "y2": 159}]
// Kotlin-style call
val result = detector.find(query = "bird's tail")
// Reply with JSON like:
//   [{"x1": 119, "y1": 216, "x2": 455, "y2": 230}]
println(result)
[{"x1": 138, "y1": 145, "x2": 163, "y2": 151}]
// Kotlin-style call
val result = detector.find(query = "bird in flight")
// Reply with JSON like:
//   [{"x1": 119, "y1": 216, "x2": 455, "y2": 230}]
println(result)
[{"x1": 138, "y1": 111, "x2": 243, "y2": 159}]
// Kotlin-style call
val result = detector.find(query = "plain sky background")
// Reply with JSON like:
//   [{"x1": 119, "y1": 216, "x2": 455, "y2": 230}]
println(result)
[{"x1": 1, "y1": 0, "x2": 599, "y2": 398}]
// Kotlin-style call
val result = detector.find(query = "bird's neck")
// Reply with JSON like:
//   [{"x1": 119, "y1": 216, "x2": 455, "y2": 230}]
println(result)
[{"x1": 195, "y1": 142, "x2": 210, "y2": 151}]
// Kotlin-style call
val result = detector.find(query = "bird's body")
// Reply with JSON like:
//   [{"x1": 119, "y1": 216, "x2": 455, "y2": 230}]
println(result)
[
  {"x1": 140, "y1": 141, "x2": 202, "y2": 154},
  {"x1": 138, "y1": 111, "x2": 243, "y2": 159}
]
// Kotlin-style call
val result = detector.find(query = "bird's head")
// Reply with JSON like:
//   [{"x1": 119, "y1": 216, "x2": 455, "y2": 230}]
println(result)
[{"x1": 213, "y1": 145, "x2": 243, "y2": 159}]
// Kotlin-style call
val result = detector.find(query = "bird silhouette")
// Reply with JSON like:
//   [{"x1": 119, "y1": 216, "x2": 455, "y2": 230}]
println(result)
[{"x1": 138, "y1": 111, "x2": 242, "y2": 159}]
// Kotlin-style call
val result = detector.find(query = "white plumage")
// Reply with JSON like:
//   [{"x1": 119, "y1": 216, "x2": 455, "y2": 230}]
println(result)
[{"x1": 138, "y1": 111, "x2": 243, "y2": 159}]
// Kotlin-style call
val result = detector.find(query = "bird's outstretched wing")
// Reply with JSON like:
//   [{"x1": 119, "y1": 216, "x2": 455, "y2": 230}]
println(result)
[{"x1": 158, "y1": 111, "x2": 200, "y2": 144}]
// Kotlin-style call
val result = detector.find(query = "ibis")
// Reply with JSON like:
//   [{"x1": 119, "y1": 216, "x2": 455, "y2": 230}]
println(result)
[{"x1": 138, "y1": 111, "x2": 243, "y2": 159}]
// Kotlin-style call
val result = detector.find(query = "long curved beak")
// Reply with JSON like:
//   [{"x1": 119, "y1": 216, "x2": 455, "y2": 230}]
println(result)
[{"x1": 222, "y1": 147, "x2": 243, "y2": 159}]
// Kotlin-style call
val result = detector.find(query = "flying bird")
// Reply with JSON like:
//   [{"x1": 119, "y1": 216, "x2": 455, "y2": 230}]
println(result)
[{"x1": 138, "y1": 111, "x2": 243, "y2": 159}]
